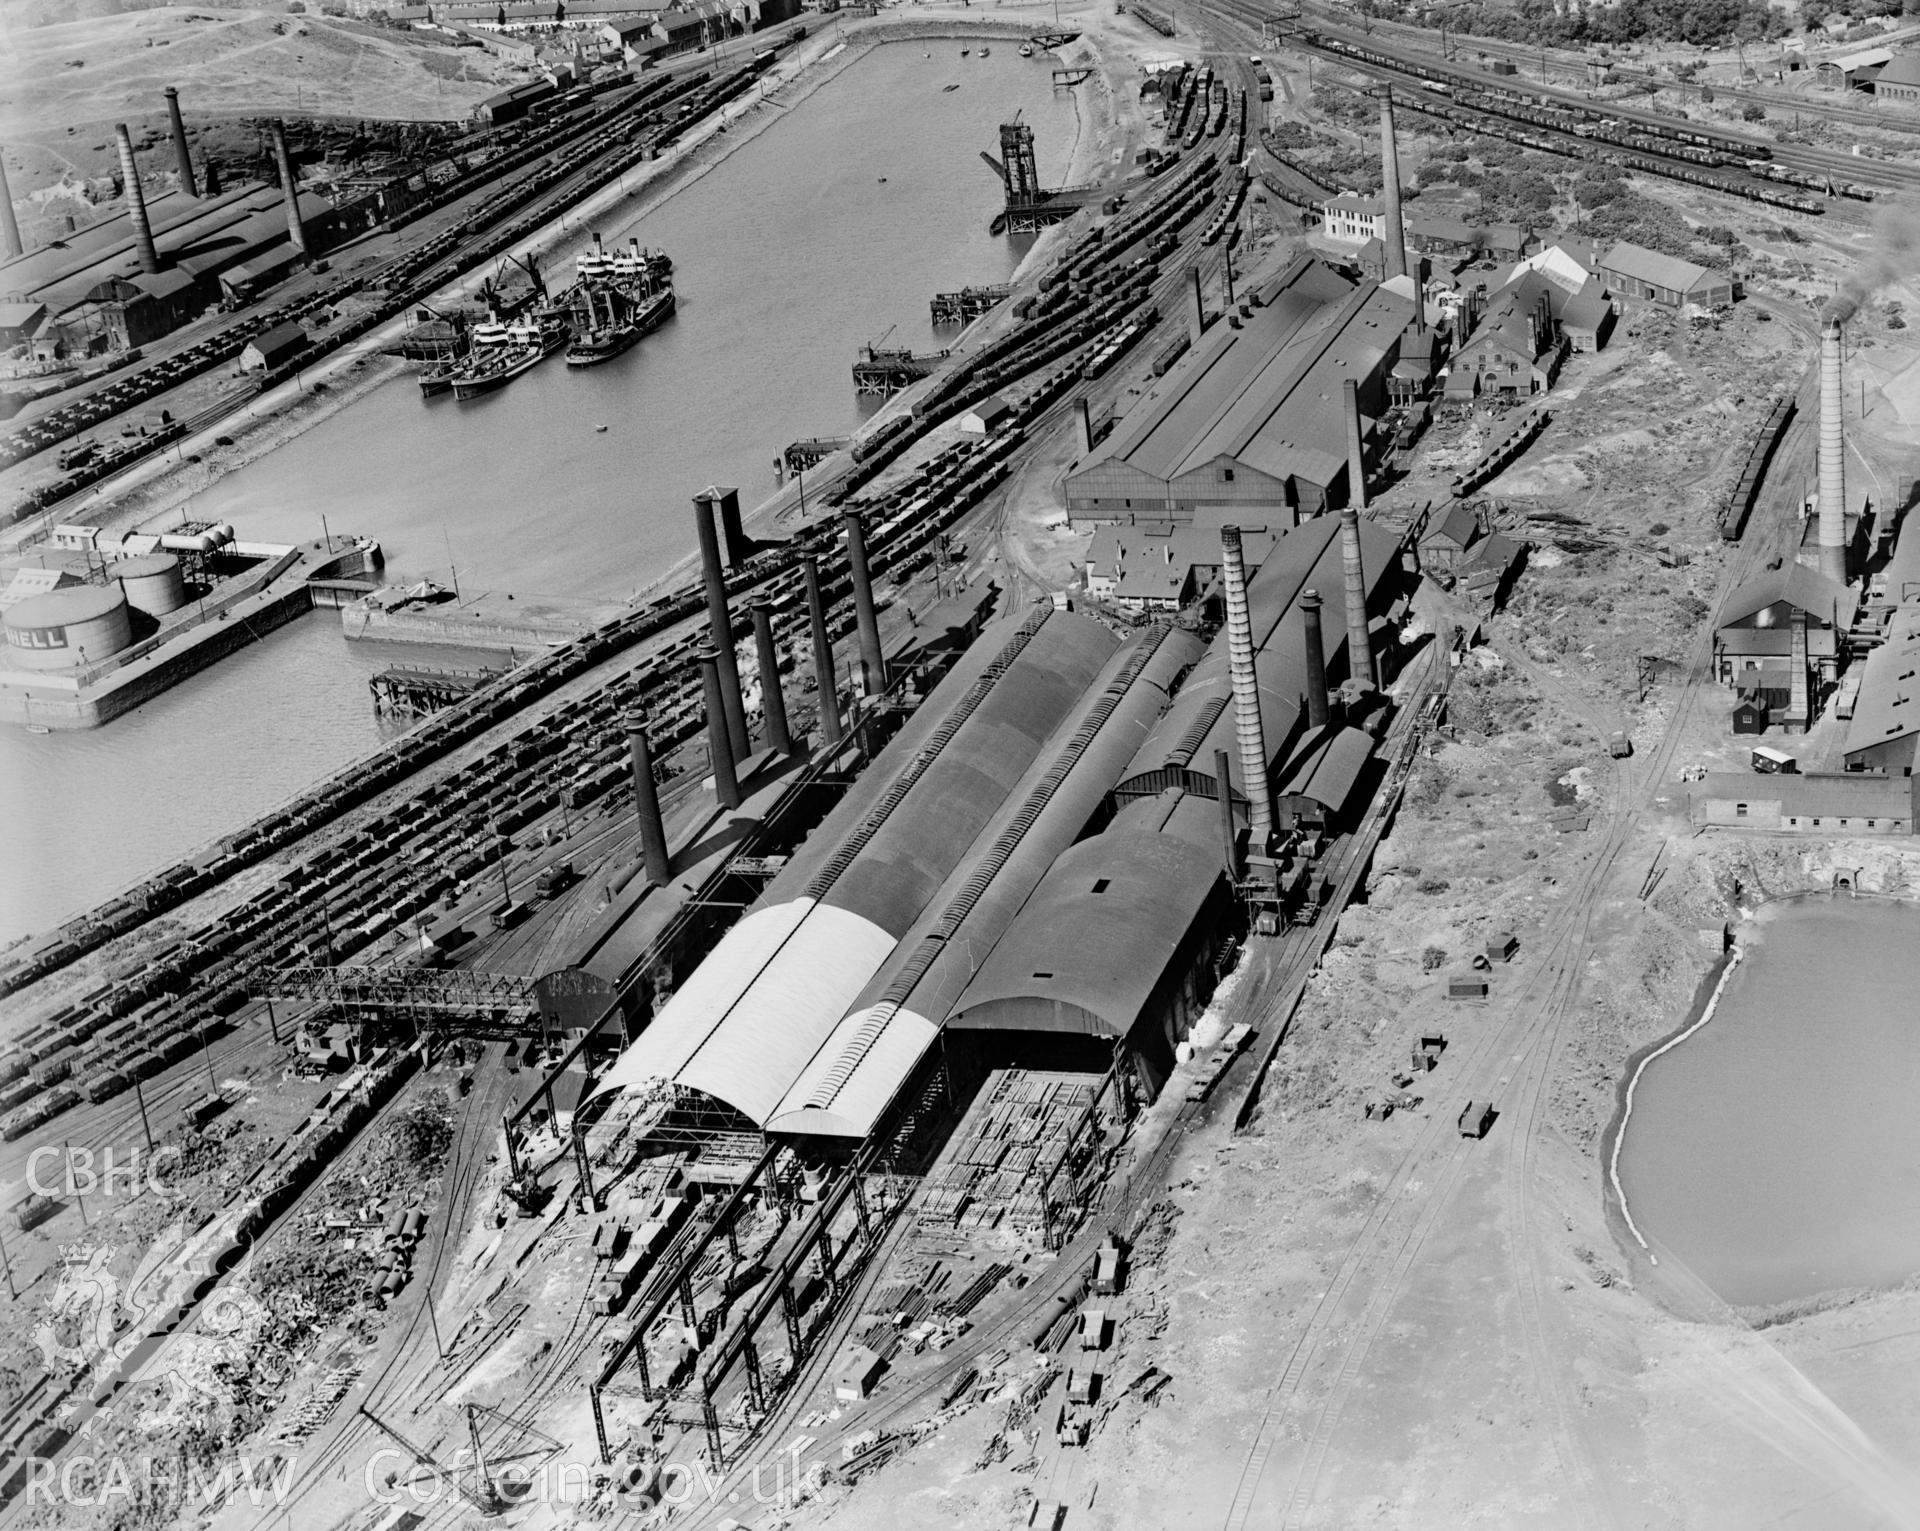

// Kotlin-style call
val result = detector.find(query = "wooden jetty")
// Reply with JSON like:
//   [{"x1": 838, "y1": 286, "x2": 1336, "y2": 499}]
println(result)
[
  {"x1": 852, "y1": 345, "x2": 949, "y2": 397},
  {"x1": 930, "y1": 285, "x2": 1011, "y2": 325},
  {"x1": 370, "y1": 661, "x2": 511, "y2": 716}
]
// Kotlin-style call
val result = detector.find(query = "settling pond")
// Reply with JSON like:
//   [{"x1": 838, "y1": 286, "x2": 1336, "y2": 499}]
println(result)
[{"x1": 1616, "y1": 893, "x2": 1920, "y2": 1307}]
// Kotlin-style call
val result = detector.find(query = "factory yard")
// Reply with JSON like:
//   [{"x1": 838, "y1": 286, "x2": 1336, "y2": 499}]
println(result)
[{"x1": 11, "y1": 0, "x2": 1920, "y2": 1527}]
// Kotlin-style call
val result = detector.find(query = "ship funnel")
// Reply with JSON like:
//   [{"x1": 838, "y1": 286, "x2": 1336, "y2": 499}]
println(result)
[
  {"x1": 1220, "y1": 525, "x2": 1274, "y2": 855},
  {"x1": 625, "y1": 711, "x2": 672, "y2": 886},
  {"x1": 114, "y1": 125, "x2": 162, "y2": 275}
]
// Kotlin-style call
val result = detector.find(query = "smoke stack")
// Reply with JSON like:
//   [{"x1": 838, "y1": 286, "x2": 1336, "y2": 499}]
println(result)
[
  {"x1": 843, "y1": 510, "x2": 887, "y2": 696},
  {"x1": 114, "y1": 125, "x2": 161, "y2": 276},
  {"x1": 696, "y1": 646, "x2": 742, "y2": 810},
  {"x1": 1339, "y1": 508, "x2": 1376, "y2": 689},
  {"x1": 1818, "y1": 318, "x2": 1848, "y2": 585},
  {"x1": 1219, "y1": 526, "x2": 1275, "y2": 854},
  {"x1": 164, "y1": 88, "x2": 197, "y2": 197},
  {"x1": 1301, "y1": 588, "x2": 1331, "y2": 730},
  {"x1": 202, "y1": 160, "x2": 221, "y2": 196},
  {"x1": 1380, "y1": 88, "x2": 1407, "y2": 284},
  {"x1": 1788, "y1": 607, "x2": 1810, "y2": 732},
  {"x1": 750, "y1": 595, "x2": 793, "y2": 756},
  {"x1": 1343, "y1": 377, "x2": 1368, "y2": 513},
  {"x1": 1188, "y1": 263, "x2": 1205, "y2": 345},
  {"x1": 270, "y1": 120, "x2": 308, "y2": 258},
  {"x1": 700, "y1": 485, "x2": 748, "y2": 569},
  {"x1": 0, "y1": 150, "x2": 21, "y2": 260},
  {"x1": 625, "y1": 711, "x2": 672, "y2": 886},
  {"x1": 1079, "y1": 396, "x2": 1096, "y2": 455},
  {"x1": 1215, "y1": 747, "x2": 1240, "y2": 882},
  {"x1": 802, "y1": 554, "x2": 843, "y2": 749},
  {"x1": 692, "y1": 493, "x2": 750, "y2": 759}
]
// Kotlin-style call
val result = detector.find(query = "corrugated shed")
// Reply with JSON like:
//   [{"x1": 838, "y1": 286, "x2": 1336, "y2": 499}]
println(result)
[
  {"x1": 949, "y1": 833, "x2": 1222, "y2": 1039},
  {"x1": 766, "y1": 626, "x2": 1203, "y2": 1139}
]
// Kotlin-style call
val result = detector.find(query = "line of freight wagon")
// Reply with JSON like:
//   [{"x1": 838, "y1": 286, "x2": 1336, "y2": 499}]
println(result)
[
  {"x1": 3, "y1": 138, "x2": 1188, "y2": 1011},
  {"x1": 0, "y1": 1043, "x2": 422, "y2": 1509},
  {"x1": 1718, "y1": 394, "x2": 1795, "y2": 541},
  {"x1": 6, "y1": 53, "x2": 789, "y2": 503}
]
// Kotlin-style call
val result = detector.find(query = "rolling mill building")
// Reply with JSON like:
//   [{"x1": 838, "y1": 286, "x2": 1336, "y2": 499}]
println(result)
[
  {"x1": 1062, "y1": 258, "x2": 1432, "y2": 529},
  {"x1": 574, "y1": 510, "x2": 1409, "y2": 1166}
]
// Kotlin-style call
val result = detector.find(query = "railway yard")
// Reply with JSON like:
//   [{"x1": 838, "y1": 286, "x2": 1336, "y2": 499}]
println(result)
[{"x1": 6, "y1": 1, "x2": 1920, "y2": 1528}]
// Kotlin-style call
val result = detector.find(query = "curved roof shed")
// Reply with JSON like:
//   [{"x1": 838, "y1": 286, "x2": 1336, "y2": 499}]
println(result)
[
  {"x1": 583, "y1": 605, "x2": 1122, "y2": 1128},
  {"x1": 948, "y1": 832, "x2": 1223, "y2": 1042}
]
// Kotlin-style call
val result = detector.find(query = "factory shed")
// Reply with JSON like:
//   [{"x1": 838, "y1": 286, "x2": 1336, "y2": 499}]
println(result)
[
  {"x1": 241, "y1": 321, "x2": 310, "y2": 373},
  {"x1": 947, "y1": 832, "x2": 1230, "y2": 1086},
  {"x1": 1065, "y1": 259, "x2": 1412, "y2": 526},
  {"x1": 476, "y1": 79, "x2": 557, "y2": 124},
  {"x1": 1715, "y1": 563, "x2": 1856, "y2": 697},
  {"x1": 1595, "y1": 241, "x2": 1732, "y2": 311},
  {"x1": 1870, "y1": 510, "x2": 1920, "y2": 615},
  {"x1": 960, "y1": 397, "x2": 1015, "y2": 435},
  {"x1": 1449, "y1": 272, "x2": 1562, "y2": 397},
  {"x1": 1820, "y1": 46, "x2": 1893, "y2": 89},
  {"x1": 583, "y1": 607, "x2": 1121, "y2": 1130},
  {"x1": 1694, "y1": 770, "x2": 1916, "y2": 833},
  {"x1": 0, "y1": 303, "x2": 46, "y2": 347},
  {"x1": 1871, "y1": 52, "x2": 1920, "y2": 103},
  {"x1": 1842, "y1": 605, "x2": 1920, "y2": 774},
  {"x1": 766, "y1": 625, "x2": 1204, "y2": 1142},
  {"x1": 1274, "y1": 724, "x2": 1376, "y2": 830}
]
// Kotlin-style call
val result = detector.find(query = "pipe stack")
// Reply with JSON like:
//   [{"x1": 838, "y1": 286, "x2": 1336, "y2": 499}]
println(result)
[
  {"x1": 1342, "y1": 378, "x2": 1367, "y2": 513},
  {"x1": 843, "y1": 510, "x2": 886, "y2": 696},
  {"x1": 1219, "y1": 525, "x2": 1274, "y2": 855},
  {"x1": 1215, "y1": 747, "x2": 1240, "y2": 882},
  {"x1": 0, "y1": 151, "x2": 21, "y2": 260},
  {"x1": 696, "y1": 646, "x2": 741, "y2": 810},
  {"x1": 750, "y1": 596, "x2": 792, "y2": 756},
  {"x1": 271, "y1": 120, "x2": 307, "y2": 257},
  {"x1": 1339, "y1": 508, "x2": 1375, "y2": 689},
  {"x1": 1379, "y1": 89, "x2": 1407, "y2": 284},
  {"x1": 114, "y1": 125, "x2": 162, "y2": 275},
  {"x1": 698, "y1": 485, "x2": 749, "y2": 569},
  {"x1": 164, "y1": 88, "x2": 197, "y2": 197},
  {"x1": 1300, "y1": 589, "x2": 1331, "y2": 730},
  {"x1": 625, "y1": 712, "x2": 672, "y2": 886},
  {"x1": 692, "y1": 493, "x2": 750, "y2": 759},
  {"x1": 803, "y1": 554, "x2": 843, "y2": 748},
  {"x1": 1788, "y1": 607, "x2": 1811, "y2": 732},
  {"x1": 1818, "y1": 318, "x2": 1848, "y2": 586}
]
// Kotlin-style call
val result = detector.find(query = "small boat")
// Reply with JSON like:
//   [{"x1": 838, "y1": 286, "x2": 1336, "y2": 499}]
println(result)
[
  {"x1": 1020, "y1": 42, "x2": 1034, "y2": 57},
  {"x1": 453, "y1": 346, "x2": 543, "y2": 399},
  {"x1": 979, "y1": 45, "x2": 990, "y2": 56},
  {"x1": 419, "y1": 362, "x2": 459, "y2": 398},
  {"x1": 595, "y1": 424, "x2": 609, "y2": 433},
  {"x1": 943, "y1": 82, "x2": 960, "y2": 92},
  {"x1": 960, "y1": 47, "x2": 970, "y2": 55},
  {"x1": 878, "y1": 176, "x2": 888, "y2": 183}
]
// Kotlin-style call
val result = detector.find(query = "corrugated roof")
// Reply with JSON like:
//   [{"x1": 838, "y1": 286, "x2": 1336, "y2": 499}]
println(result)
[
  {"x1": 1277, "y1": 723, "x2": 1375, "y2": 813},
  {"x1": 1720, "y1": 563, "x2": 1858, "y2": 630},
  {"x1": 949, "y1": 832, "x2": 1222, "y2": 1040},
  {"x1": 766, "y1": 626, "x2": 1202, "y2": 1138},
  {"x1": 1699, "y1": 770, "x2": 1912, "y2": 817},
  {"x1": 587, "y1": 607, "x2": 1121, "y2": 1128},
  {"x1": 1843, "y1": 606, "x2": 1920, "y2": 753},
  {"x1": 1874, "y1": 52, "x2": 1920, "y2": 86},
  {"x1": 1081, "y1": 257, "x2": 1358, "y2": 483},
  {"x1": 1598, "y1": 240, "x2": 1718, "y2": 297}
]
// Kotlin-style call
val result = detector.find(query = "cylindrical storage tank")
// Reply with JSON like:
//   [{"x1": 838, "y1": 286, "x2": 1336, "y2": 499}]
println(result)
[
  {"x1": 106, "y1": 552, "x2": 186, "y2": 617},
  {"x1": 3, "y1": 586, "x2": 132, "y2": 671}
]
